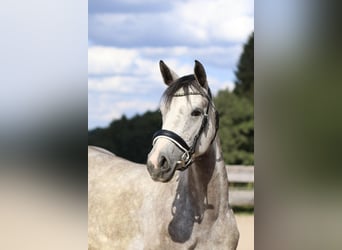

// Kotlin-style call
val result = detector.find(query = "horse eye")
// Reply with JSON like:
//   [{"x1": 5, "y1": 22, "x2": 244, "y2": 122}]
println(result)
[{"x1": 191, "y1": 109, "x2": 202, "y2": 117}]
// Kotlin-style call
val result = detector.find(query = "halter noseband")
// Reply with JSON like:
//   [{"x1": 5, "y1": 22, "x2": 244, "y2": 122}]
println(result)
[{"x1": 152, "y1": 90, "x2": 219, "y2": 171}]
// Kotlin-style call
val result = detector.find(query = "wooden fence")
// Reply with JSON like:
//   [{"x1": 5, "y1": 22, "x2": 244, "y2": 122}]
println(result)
[{"x1": 226, "y1": 166, "x2": 254, "y2": 207}]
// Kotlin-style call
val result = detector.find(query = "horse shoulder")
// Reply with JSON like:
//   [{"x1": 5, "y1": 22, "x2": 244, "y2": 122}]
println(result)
[{"x1": 88, "y1": 146, "x2": 151, "y2": 249}]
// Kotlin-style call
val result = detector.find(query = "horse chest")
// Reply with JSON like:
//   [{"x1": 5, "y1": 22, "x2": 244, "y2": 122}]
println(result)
[{"x1": 139, "y1": 199, "x2": 230, "y2": 250}]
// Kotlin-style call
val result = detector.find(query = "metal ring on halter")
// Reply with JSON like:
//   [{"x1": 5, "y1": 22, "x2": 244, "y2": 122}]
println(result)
[
  {"x1": 178, "y1": 151, "x2": 191, "y2": 170},
  {"x1": 181, "y1": 151, "x2": 190, "y2": 162}
]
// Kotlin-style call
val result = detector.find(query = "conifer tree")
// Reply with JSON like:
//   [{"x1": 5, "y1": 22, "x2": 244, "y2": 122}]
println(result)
[{"x1": 234, "y1": 32, "x2": 254, "y2": 101}]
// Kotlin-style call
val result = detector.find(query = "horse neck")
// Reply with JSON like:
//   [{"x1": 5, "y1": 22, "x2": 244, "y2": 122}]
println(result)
[{"x1": 185, "y1": 137, "x2": 229, "y2": 218}]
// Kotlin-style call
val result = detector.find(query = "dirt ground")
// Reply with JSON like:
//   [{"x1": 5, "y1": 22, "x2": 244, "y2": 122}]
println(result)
[{"x1": 235, "y1": 214, "x2": 254, "y2": 250}]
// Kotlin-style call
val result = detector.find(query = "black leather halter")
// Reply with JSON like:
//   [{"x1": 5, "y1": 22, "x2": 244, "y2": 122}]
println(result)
[{"x1": 152, "y1": 89, "x2": 219, "y2": 171}]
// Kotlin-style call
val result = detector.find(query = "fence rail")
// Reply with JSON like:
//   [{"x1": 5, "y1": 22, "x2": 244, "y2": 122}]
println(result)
[{"x1": 226, "y1": 166, "x2": 254, "y2": 207}]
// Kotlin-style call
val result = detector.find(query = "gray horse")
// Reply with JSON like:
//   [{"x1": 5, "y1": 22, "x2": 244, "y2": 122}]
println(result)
[{"x1": 88, "y1": 60, "x2": 239, "y2": 249}]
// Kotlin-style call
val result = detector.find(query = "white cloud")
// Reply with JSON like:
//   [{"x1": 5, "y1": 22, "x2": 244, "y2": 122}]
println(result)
[
  {"x1": 88, "y1": 47, "x2": 138, "y2": 75},
  {"x1": 88, "y1": 76, "x2": 136, "y2": 93},
  {"x1": 88, "y1": 44, "x2": 242, "y2": 77},
  {"x1": 116, "y1": 100, "x2": 158, "y2": 111},
  {"x1": 89, "y1": 0, "x2": 253, "y2": 46},
  {"x1": 88, "y1": 92, "x2": 160, "y2": 129},
  {"x1": 88, "y1": 0, "x2": 253, "y2": 129},
  {"x1": 88, "y1": 46, "x2": 162, "y2": 77},
  {"x1": 219, "y1": 81, "x2": 235, "y2": 92},
  {"x1": 177, "y1": 0, "x2": 253, "y2": 42}
]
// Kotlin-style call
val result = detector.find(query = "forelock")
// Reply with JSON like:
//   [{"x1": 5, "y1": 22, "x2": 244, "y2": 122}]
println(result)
[{"x1": 161, "y1": 74, "x2": 208, "y2": 108}]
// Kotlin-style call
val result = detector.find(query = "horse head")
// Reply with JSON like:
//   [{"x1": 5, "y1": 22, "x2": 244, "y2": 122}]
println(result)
[{"x1": 147, "y1": 60, "x2": 218, "y2": 182}]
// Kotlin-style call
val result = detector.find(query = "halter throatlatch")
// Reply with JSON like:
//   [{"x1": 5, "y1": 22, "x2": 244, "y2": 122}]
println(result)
[{"x1": 152, "y1": 89, "x2": 219, "y2": 171}]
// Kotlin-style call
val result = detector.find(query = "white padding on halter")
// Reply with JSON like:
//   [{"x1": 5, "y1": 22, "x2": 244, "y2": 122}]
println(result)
[{"x1": 152, "y1": 135, "x2": 190, "y2": 161}]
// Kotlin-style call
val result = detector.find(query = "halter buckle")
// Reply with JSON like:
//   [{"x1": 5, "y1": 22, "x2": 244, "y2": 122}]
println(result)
[
  {"x1": 175, "y1": 151, "x2": 192, "y2": 171},
  {"x1": 181, "y1": 151, "x2": 190, "y2": 162}
]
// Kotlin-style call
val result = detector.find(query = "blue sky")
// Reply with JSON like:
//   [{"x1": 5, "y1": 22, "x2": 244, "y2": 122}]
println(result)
[{"x1": 88, "y1": 0, "x2": 254, "y2": 129}]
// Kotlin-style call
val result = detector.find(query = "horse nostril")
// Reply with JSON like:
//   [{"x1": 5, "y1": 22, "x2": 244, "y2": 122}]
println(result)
[{"x1": 159, "y1": 156, "x2": 169, "y2": 170}]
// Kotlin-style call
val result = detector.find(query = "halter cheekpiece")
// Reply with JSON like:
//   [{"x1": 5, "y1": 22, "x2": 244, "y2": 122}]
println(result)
[{"x1": 152, "y1": 88, "x2": 219, "y2": 171}]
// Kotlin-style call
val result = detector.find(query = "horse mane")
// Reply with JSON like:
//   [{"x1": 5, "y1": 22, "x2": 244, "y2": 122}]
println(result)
[{"x1": 162, "y1": 74, "x2": 210, "y2": 108}]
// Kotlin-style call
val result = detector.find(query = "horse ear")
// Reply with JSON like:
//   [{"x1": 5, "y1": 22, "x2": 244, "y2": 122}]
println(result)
[
  {"x1": 194, "y1": 60, "x2": 208, "y2": 89},
  {"x1": 159, "y1": 60, "x2": 179, "y2": 86}
]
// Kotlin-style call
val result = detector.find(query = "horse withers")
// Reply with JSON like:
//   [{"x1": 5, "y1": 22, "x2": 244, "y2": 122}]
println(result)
[{"x1": 88, "y1": 60, "x2": 239, "y2": 250}]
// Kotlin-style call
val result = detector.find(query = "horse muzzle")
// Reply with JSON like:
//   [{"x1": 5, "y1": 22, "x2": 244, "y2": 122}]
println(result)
[{"x1": 147, "y1": 157, "x2": 176, "y2": 182}]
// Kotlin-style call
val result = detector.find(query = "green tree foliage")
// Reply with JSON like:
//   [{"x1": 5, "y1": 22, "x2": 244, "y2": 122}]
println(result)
[
  {"x1": 214, "y1": 90, "x2": 254, "y2": 164},
  {"x1": 88, "y1": 111, "x2": 161, "y2": 163},
  {"x1": 213, "y1": 31, "x2": 254, "y2": 165},
  {"x1": 234, "y1": 32, "x2": 254, "y2": 101}
]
